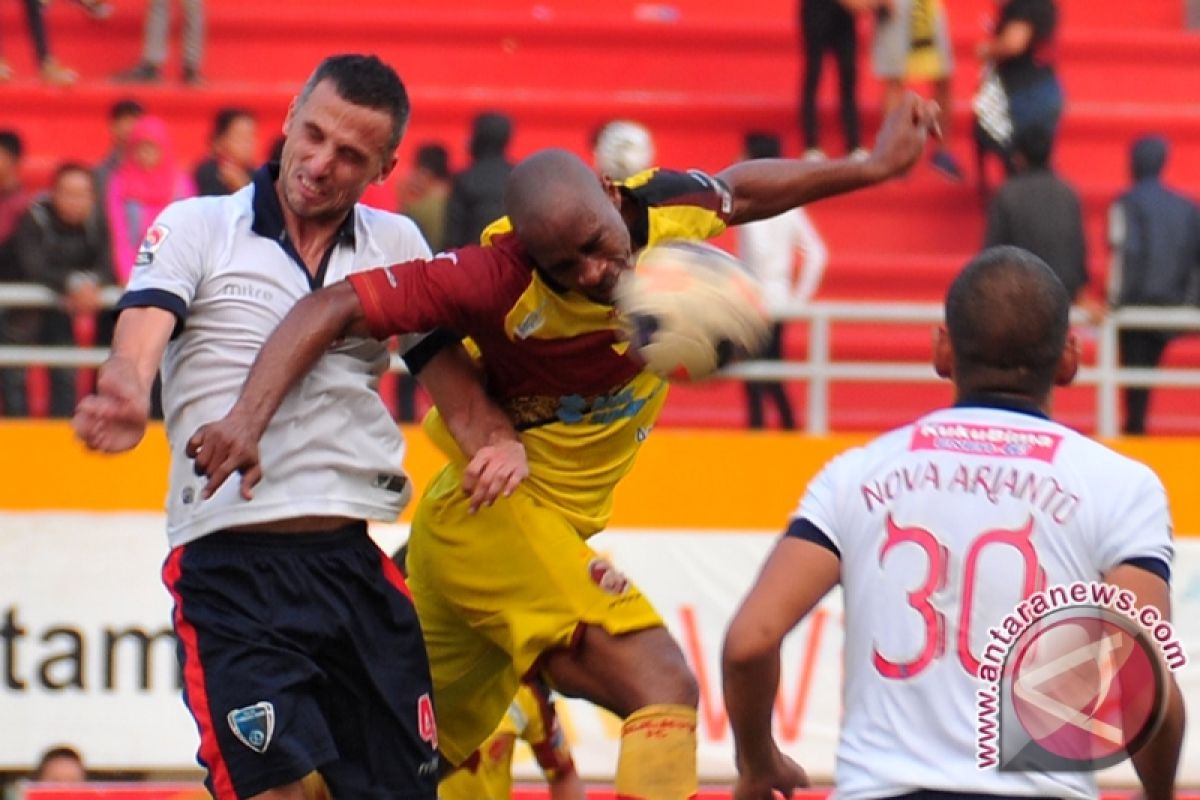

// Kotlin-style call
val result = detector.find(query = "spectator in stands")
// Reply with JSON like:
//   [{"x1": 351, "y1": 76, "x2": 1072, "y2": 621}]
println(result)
[
  {"x1": 32, "y1": 745, "x2": 88, "y2": 783},
  {"x1": 14, "y1": 162, "x2": 115, "y2": 417},
  {"x1": 400, "y1": 142, "x2": 452, "y2": 253},
  {"x1": 392, "y1": 142, "x2": 453, "y2": 422},
  {"x1": 113, "y1": 0, "x2": 205, "y2": 85},
  {"x1": 974, "y1": 0, "x2": 1062, "y2": 190},
  {"x1": 799, "y1": 0, "x2": 877, "y2": 161},
  {"x1": 737, "y1": 132, "x2": 828, "y2": 430},
  {"x1": 0, "y1": 130, "x2": 33, "y2": 416},
  {"x1": 872, "y1": 0, "x2": 962, "y2": 179},
  {"x1": 106, "y1": 115, "x2": 194, "y2": 285},
  {"x1": 94, "y1": 99, "x2": 146, "y2": 197},
  {"x1": 983, "y1": 125, "x2": 1097, "y2": 318},
  {"x1": 194, "y1": 107, "x2": 258, "y2": 196},
  {"x1": 1108, "y1": 135, "x2": 1200, "y2": 435},
  {"x1": 71, "y1": 0, "x2": 113, "y2": 18},
  {"x1": 592, "y1": 119, "x2": 656, "y2": 181},
  {"x1": 445, "y1": 111, "x2": 513, "y2": 247},
  {"x1": 0, "y1": 0, "x2": 77, "y2": 85}
]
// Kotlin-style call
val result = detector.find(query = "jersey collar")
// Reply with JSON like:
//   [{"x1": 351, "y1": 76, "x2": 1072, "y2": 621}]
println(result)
[
  {"x1": 954, "y1": 392, "x2": 1049, "y2": 420},
  {"x1": 249, "y1": 163, "x2": 357, "y2": 289},
  {"x1": 249, "y1": 163, "x2": 357, "y2": 248}
]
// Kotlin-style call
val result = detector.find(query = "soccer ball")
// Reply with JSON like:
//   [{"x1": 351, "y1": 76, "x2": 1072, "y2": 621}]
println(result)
[{"x1": 615, "y1": 240, "x2": 772, "y2": 383}]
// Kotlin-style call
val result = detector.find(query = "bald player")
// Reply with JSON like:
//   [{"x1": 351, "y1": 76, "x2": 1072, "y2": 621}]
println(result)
[
  {"x1": 188, "y1": 93, "x2": 940, "y2": 800},
  {"x1": 723, "y1": 246, "x2": 1185, "y2": 800}
]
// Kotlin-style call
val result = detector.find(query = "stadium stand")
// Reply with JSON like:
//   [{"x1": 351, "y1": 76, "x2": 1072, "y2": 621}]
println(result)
[{"x1": 1, "y1": 0, "x2": 1197, "y2": 431}]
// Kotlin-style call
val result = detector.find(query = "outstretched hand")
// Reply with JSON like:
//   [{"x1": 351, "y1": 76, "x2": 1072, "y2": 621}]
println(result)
[
  {"x1": 73, "y1": 356, "x2": 150, "y2": 453},
  {"x1": 461, "y1": 439, "x2": 528, "y2": 513},
  {"x1": 869, "y1": 90, "x2": 942, "y2": 180},
  {"x1": 186, "y1": 413, "x2": 264, "y2": 501},
  {"x1": 732, "y1": 750, "x2": 810, "y2": 800}
]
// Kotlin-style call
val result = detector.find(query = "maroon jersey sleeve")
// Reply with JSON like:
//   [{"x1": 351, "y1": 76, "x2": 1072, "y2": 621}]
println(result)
[{"x1": 346, "y1": 249, "x2": 495, "y2": 339}]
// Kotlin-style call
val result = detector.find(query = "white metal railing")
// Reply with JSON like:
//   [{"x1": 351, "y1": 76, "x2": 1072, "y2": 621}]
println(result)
[{"x1": 2, "y1": 286, "x2": 1199, "y2": 437}]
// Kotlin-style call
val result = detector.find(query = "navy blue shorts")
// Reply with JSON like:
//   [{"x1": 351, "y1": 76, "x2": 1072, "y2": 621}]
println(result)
[{"x1": 162, "y1": 523, "x2": 438, "y2": 799}]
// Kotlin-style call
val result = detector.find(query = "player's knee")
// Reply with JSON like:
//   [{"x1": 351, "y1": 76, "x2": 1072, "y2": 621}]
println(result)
[{"x1": 637, "y1": 648, "x2": 699, "y2": 708}]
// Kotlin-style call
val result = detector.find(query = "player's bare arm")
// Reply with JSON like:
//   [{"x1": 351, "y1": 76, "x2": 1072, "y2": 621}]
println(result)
[
  {"x1": 1102, "y1": 563, "x2": 1186, "y2": 800},
  {"x1": 716, "y1": 91, "x2": 940, "y2": 225},
  {"x1": 723, "y1": 535, "x2": 838, "y2": 799},
  {"x1": 72, "y1": 306, "x2": 176, "y2": 453},
  {"x1": 187, "y1": 279, "x2": 368, "y2": 499},
  {"x1": 416, "y1": 343, "x2": 529, "y2": 512}
]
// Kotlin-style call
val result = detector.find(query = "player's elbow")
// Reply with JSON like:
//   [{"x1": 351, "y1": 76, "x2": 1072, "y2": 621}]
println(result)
[
  {"x1": 303, "y1": 280, "x2": 368, "y2": 339},
  {"x1": 722, "y1": 618, "x2": 778, "y2": 673}
]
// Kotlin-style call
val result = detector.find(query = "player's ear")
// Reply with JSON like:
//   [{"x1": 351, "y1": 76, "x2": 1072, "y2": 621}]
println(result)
[
  {"x1": 933, "y1": 325, "x2": 953, "y2": 378},
  {"x1": 602, "y1": 176, "x2": 622, "y2": 209},
  {"x1": 376, "y1": 152, "x2": 399, "y2": 185},
  {"x1": 1054, "y1": 332, "x2": 1080, "y2": 387},
  {"x1": 282, "y1": 98, "x2": 297, "y2": 137}
]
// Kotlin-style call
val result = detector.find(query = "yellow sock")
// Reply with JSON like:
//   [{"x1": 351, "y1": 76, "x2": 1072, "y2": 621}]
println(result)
[
  {"x1": 614, "y1": 704, "x2": 698, "y2": 800},
  {"x1": 301, "y1": 771, "x2": 332, "y2": 800}
]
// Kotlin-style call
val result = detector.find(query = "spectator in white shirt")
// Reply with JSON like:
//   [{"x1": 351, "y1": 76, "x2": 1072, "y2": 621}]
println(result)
[{"x1": 736, "y1": 132, "x2": 828, "y2": 429}]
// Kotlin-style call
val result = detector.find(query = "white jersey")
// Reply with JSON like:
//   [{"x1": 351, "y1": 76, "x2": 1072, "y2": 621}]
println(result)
[
  {"x1": 794, "y1": 401, "x2": 1173, "y2": 800},
  {"x1": 736, "y1": 208, "x2": 827, "y2": 313},
  {"x1": 119, "y1": 167, "x2": 430, "y2": 547}
]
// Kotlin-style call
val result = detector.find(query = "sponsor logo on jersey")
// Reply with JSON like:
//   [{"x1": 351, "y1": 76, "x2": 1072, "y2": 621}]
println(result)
[
  {"x1": 515, "y1": 299, "x2": 547, "y2": 339},
  {"x1": 228, "y1": 701, "x2": 275, "y2": 753},
  {"x1": 911, "y1": 422, "x2": 1062, "y2": 462},
  {"x1": 587, "y1": 557, "x2": 630, "y2": 595},
  {"x1": 135, "y1": 224, "x2": 171, "y2": 266}
]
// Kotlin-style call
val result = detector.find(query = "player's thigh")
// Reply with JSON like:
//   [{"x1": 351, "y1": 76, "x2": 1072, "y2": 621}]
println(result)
[
  {"x1": 410, "y1": 480, "x2": 663, "y2": 670},
  {"x1": 544, "y1": 624, "x2": 698, "y2": 718},
  {"x1": 167, "y1": 547, "x2": 339, "y2": 800},
  {"x1": 315, "y1": 553, "x2": 440, "y2": 797},
  {"x1": 407, "y1": 476, "x2": 662, "y2": 757}
]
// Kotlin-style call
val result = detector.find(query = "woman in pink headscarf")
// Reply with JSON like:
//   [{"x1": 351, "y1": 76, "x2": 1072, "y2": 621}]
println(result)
[{"x1": 106, "y1": 115, "x2": 194, "y2": 285}]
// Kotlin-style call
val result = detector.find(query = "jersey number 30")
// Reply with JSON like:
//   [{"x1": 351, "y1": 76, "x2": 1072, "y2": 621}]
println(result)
[{"x1": 873, "y1": 514, "x2": 1045, "y2": 680}]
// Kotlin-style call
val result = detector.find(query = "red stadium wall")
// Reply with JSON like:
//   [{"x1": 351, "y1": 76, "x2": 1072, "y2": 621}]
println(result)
[{"x1": 1, "y1": 0, "x2": 1197, "y2": 432}]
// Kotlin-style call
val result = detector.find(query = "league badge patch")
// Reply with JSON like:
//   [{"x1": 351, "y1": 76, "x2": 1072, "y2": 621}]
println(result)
[
  {"x1": 228, "y1": 701, "x2": 275, "y2": 753},
  {"x1": 135, "y1": 224, "x2": 171, "y2": 266}
]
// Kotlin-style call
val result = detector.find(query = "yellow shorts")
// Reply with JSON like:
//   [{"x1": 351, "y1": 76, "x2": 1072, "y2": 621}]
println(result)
[{"x1": 406, "y1": 463, "x2": 663, "y2": 766}]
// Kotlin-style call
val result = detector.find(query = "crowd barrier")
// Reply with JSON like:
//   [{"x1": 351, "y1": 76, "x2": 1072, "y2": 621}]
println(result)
[{"x1": 2, "y1": 286, "x2": 1199, "y2": 437}]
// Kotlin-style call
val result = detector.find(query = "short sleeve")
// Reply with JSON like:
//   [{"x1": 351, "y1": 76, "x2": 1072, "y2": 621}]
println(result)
[
  {"x1": 1095, "y1": 463, "x2": 1174, "y2": 580},
  {"x1": 116, "y1": 199, "x2": 210, "y2": 326},
  {"x1": 346, "y1": 248, "x2": 496, "y2": 340},
  {"x1": 622, "y1": 168, "x2": 734, "y2": 247},
  {"x1": 791, "y1": 447, "x2": 863, "y2": 555}
]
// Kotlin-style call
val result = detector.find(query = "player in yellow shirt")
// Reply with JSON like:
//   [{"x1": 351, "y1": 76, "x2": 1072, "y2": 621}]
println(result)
[
  {"x1": 189, "y1": 92, "x2": 939, "y2": 800},
  {"x1": 441, "y1": 679, "x2": 584, "y2": 800}
]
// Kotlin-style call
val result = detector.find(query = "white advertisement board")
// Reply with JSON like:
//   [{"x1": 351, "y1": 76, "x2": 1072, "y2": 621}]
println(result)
[{"x1": 1, "y1": 513, "x2": 1196, "y2": 785}]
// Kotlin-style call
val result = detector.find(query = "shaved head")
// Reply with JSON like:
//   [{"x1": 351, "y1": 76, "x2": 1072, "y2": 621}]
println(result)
[
  {"x1": 503, "y1": 148, "x2": 632, "y2": 302},
  {"x1": 945, "y1": 246, "x2": 1071, "y2": 399},
  {"x1": 505, "y1": 148, "x2": 612, "y2": 253}
]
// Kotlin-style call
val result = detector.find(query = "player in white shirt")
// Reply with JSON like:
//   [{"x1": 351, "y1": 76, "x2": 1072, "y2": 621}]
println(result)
[
  {"x1": 72, "y1": 55, "x2": 526, "y2": 800},
  {"x1": 723, "y1": 246, "x2": 1185, "y2": 800}
]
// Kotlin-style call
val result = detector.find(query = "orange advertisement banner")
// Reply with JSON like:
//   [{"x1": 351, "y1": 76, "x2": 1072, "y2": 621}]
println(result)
[{"x1": 1, "y1": 422, "x2": 1198, "y2": 534}]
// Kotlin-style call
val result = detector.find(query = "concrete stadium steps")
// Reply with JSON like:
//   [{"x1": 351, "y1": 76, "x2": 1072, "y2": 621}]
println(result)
[
  {"x1": 6, "y1": 0, "x2": 1198, "y2": 103},
  {"x1": 11, "y1": 83, "x2": 1200, "y2": 205},
  {"x1": 4, "y1": 0, "x2": 1197, "y2": 432}
]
